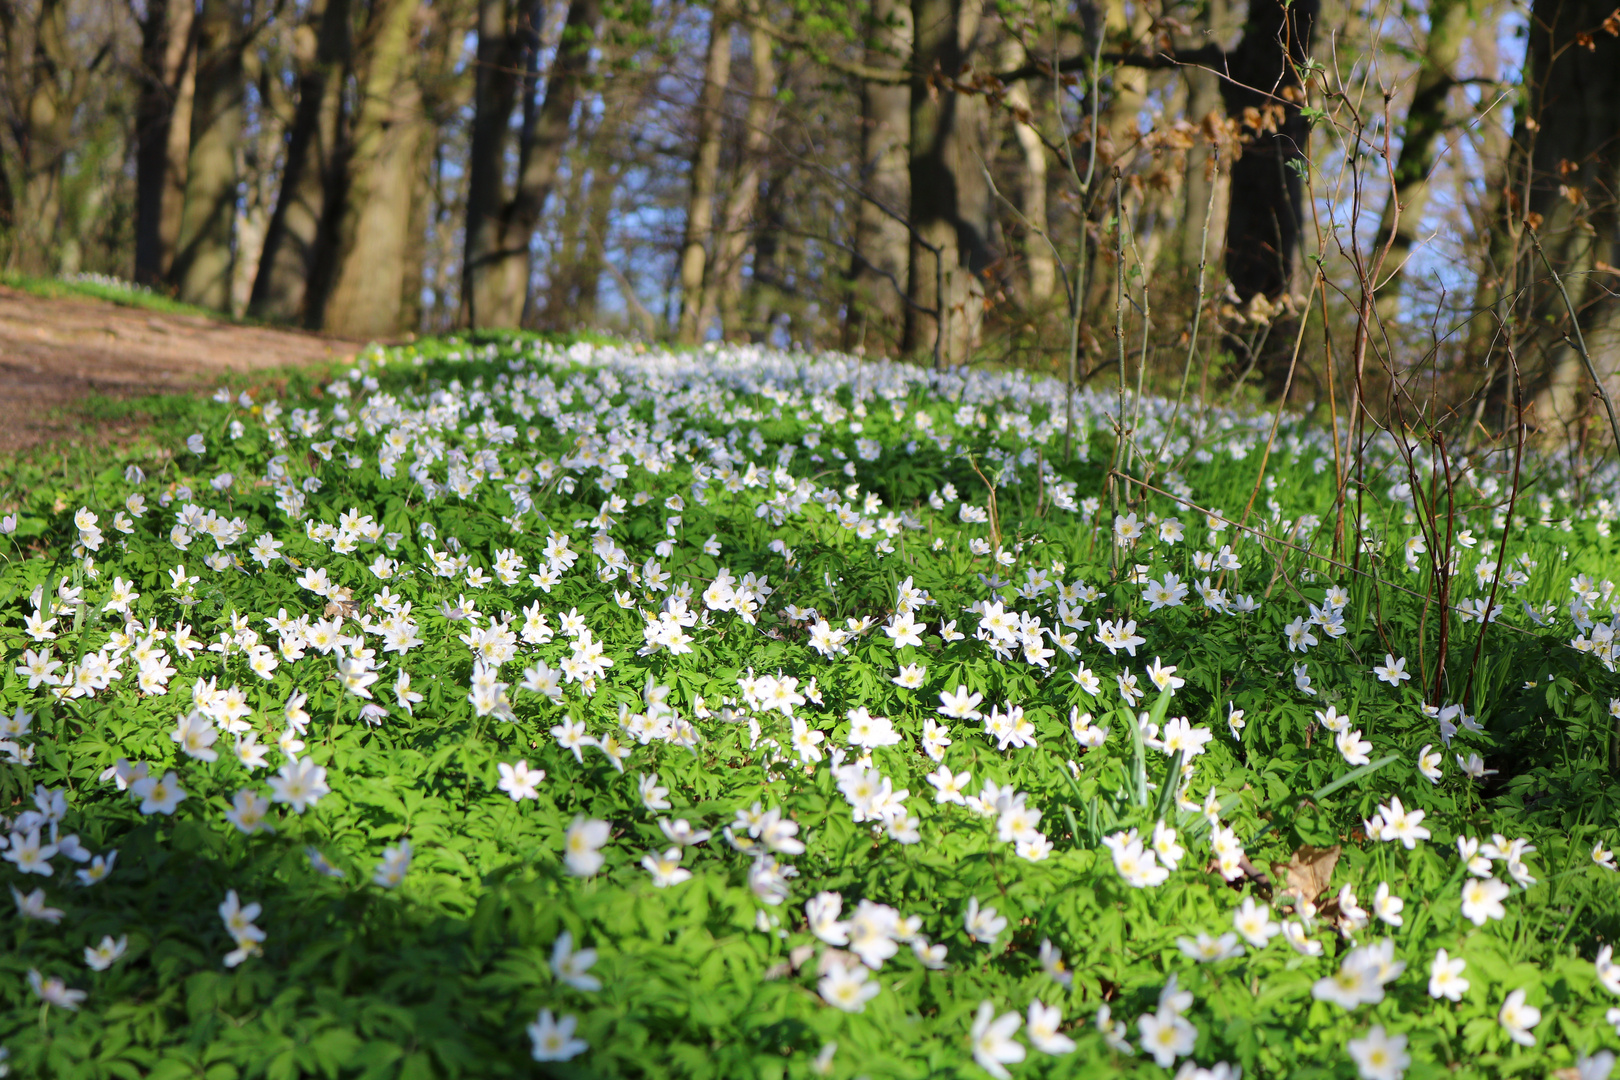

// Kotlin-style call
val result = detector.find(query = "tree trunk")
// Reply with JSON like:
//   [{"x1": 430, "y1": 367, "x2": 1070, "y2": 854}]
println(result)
[
  {"x1": 462, "y1": 0, "x2": 601, "y2": 329},
  {"x1": 133, "y1": 0, "x2": 196, "y2": 286},
  {"x1": 1078, "y1": 0, "x2": 1154, "y2": 329},
  {"x1": 0, "y1": 149, "x2": 11, "y2": 242},
  {"x1": 842, "y1": 0, "x2": 911, "y2": 354},
  {"x1": 575, "y1": 162, "x2": 620, "y2": 326},
  {"x1": 504, "y1": 0, "x2": 601, "y2": 326},
  {"x1": 397, "y1": 131, "x2": 433, "y2": 334},
  {"x1": 461, "y1": 0, "x2": 533, "y2": 328},
  {"x1": 1372, "y1": 0, "x2": 1469, "y2": 321},
  {"x1": 249, "y1": 0, "x2": 351, "y2": 322},
  {"x1": 904, "y1": 0, "x2": 995, "y2": 367},
  {"x1": 0, "y1": 0, "x2": 82, "y2": 274},
  {"x1": 1178, "y1": 0, "x2": 1227, "y2": 271},
  {"x1": 1485, "y1": 0, "x2": 1620, "y2": 436},
  {"x1": 999, "y1": 35, "x2": 1052, "y2": 304},
  {"x1": 748, "y1": 163, "x2": 790, "y2": 342},
  {"x1": 675, "y1": 0, "x2": 736, "y2": 344},
  {"x1": 535, "y1": 140, "x2": 592, "y2": 325},
  {"x1": 702, "y1": 8, "x2": 776, "y2": 340},
  {"x1": 316, "y1": 0, "x2": 424, "y2": 337},
  {"x1": 231, "y1": 47, "x2": 289, "y2": 315},
  {"x1": 1218, "y1": 0, "x2": 1317, "y2": 393},
  {"x1": 172, "y1": 0, "x2": 245, "y2": 311},
  {"x1": 1220, "y1": 0, "x2": 1317, "y2": 304},
  {"x1": 404, "y1": 0, "x2": 475, "y2": 332}
]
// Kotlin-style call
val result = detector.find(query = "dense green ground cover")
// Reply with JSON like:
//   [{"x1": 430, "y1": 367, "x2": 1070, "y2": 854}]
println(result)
[
  {"x1": 1, "y1": 335, "x2": 1619, "y2": 1079},
  {"x1": 0, "y1": 272, "x2": 235, "y2": 322}
]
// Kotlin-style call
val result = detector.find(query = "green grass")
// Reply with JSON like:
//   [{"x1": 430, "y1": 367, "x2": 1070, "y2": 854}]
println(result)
[
  {"x1": 0, "y1": 271, "x2": 238, "y2": 322},
  {"x1": 0, "y1": 360, "x2": 357, "y2": 518}
]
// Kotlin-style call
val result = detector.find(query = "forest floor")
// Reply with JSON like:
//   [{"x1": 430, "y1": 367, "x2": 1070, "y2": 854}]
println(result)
[{"x1": 0, "y1": 285, "x2": 361, "y2": 456}]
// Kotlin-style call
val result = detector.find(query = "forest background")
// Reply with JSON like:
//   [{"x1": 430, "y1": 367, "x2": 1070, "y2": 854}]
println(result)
[{"x1": 2, "y1": 0, "x2": 1617, "y2": 445}]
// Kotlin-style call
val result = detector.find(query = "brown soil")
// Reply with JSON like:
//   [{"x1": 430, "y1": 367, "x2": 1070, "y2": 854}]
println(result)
[{"x1": 0, "y1": 285, "x2": 363, "y2": 455}]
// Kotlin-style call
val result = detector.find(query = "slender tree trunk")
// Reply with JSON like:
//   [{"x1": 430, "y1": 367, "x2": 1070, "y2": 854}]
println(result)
[
  {"x1": 905, "y1": 0, "x2": 993, "y2": 366},
  {"x1": 1483, "y1": 0, "x2": 1620, "y2": 435},
  {"x1": 748, "y1": 163, "x2": 789, "y2": 342},
  {"x1": 507, "y1": 0, "x2": 600, "y2": 326},
  {"x1": 1220, "y1": 0, "x2": 1317, "y2": 304},
  {"x1": 0, "y1": 147, "x2": 11, "y2": 238},
  {"x1": 249, "y1": 0, "x2": 351, "y2": 322},
  {"x1": 575, "y1": 162, "x2": 620, "y2": 326},
  {"x1": 463, "y1": 0, "x2": 601, "y2": 328},
  {"x1": 1371, "y1": 0, "x2": 1469, "y2": 321},
  {"x1": 317, "y1": 0, "x2": 425, "y2": 337},
  {"x1": 159, "y1": 33, "x2": 197, "y2": 282},
  {"x1": 702, "y1": 8, "x2": 775, "y2": 339},
  {"x1": 397, "y1": 115, "x2": 438, "y2": 334},
  {"x1": 172, "y1": 0, "x2": 245, "y2": 311},
  {"x1": 999, "y1": 35, "x2": 1052, "y2": 304},
  {"x1": 1179, "y1": 0, "x2": 1227, "y2": 270},
  {"x1": 231, "y1": 48, "x2": 288, "y2": 314},
  {"x1": 134, "y1": 0, "x2": 196, "y2": 286},
  {"x1": 676, "y1": 0, "x2": 736, "y2": 343},
  {"x1": 1218, "y1": 0, "x2": 1318, "y2": 393},
  {"x1": 461, "y1": 0, "x2": 529, "y2": 327},
  {"x1": 1080, "y1": 0, "x2": 1154, "y2": 327},
  {"x1": 405, "y1": 0, "x2": 474, "y2": 332},
  {"x1": 538, "y1": 142, "x2": 593, "y2": 323},
  {"x1": 842, "y1": 0, "x2": 911, "y2": 354},
  {"x1": 0, "y1": 0, "x2": 81, "y2": 274}
]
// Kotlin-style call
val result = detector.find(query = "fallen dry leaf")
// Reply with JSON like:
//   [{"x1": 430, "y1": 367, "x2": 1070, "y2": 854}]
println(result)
[{"x1": 1273, "y1": 843, "x2": 1340, "y2": 905}]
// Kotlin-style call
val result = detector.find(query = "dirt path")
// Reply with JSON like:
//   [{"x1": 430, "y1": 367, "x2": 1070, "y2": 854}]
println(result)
[{"x1": 0, "y1": 285, "x2": 363, "y2": 455}]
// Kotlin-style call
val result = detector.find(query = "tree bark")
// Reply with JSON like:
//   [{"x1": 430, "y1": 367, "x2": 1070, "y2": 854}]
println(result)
[
  {"x1": 1372, "y1": 0, "x2": 1470, "y2": 321},
  {"x1": 404, "y1": 0, "x2": 475, "y2": 332},
  {"x1": 172, "y1": 0, "x2": 246, "y2": 311},
  {"x1": 1217, "y1": 0, "x2": 1317, "y2": 394},
  {"x1": 0, "y1": 124, "x2": 10, "y2": 238},
  {"x1": 462, "y1": 0, "x2": 602, "y2": 329},
  {"x1": 315, "y1": 0, "x2": 425, "y2": 337},
  {"x1": 0, "y1": 0, "x2": 87, "y2": 274},
  {"x1": 842, "y1": 0, "x2": 912, "y2": 354},
  {"x1": 230, "y1": 47, "x2": 285, "y2": 315},
  {"x1": 461, "y1": 0, "x2": 529, "y2": 328},
  {"x1": 1178, "y1": 0, "x2": 1227, "y2": 271},
  {"x1": 999, "y1": 35, "x2": 1052, "y2": 304},
  {"x1": 504, "y1": 0, "x2": 601, "y2": 326},
  {"x1": 702, "y1": 7, "x2": 776, "y2": 340},
  {"x1": 904, "y1": 0, "x2": 995, "y2": 366},
  {"x1": 1078, "y1": 0, "x2": 1154, "y2": 328},
  {"x1": 133, "y1": 0, "x2": 196, "y2": 286},
  {"x1": 535, "y1": 137, "x2": 592, "y2": 327},
  {"x1": 1220, "y1": 0, "x2": 1317, "y2": 305},
  {"x1": 1483, "y1": 0, "x2": 1620, "y2": 435},
  {"x1": 396, "y1": 146, "x2": 432, "y2": 334},
  {"x1": 575, "y1": 162, "x2": 620, "y2": 326},
  {"x1": 249, "y1": 0, "x2": 351, "y2": 322},
  {"x1": 675, "y1": 0, "x2": 736, "y2": 344},
  {"x1": 748, "y1": 162, "x2": 790, "y2": 342}
]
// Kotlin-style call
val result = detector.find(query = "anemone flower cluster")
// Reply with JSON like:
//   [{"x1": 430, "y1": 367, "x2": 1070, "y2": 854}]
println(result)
[{"x1": 0, "y1": 336, "x2": 1617, "y2": 1075}]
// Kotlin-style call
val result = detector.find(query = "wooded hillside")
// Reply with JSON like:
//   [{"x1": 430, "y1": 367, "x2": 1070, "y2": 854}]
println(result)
[{"x1": 3, "y1": 0, "x2": 1618, "y2": 436}]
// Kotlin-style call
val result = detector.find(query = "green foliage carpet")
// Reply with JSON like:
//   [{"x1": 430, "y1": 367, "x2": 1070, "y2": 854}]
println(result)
[{"x1": 0, "y1": 335, "x2": 1618, "y2": 1079}]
